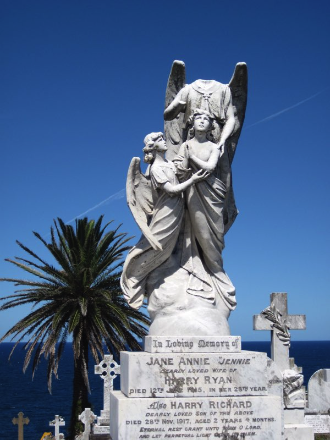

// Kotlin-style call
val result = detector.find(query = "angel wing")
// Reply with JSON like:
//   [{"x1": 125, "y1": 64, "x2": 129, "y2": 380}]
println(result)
[
  {"x1": 227, "y1": 62, "x2": 248, "y2": 164},
  {"x1": 222, "y1": 63, "x2": 248, "y2": 234},
  {"x1": 164, "y1": 60, "x2": 186, "y2": 161},
  {"x1": 126, "y1": 157, "x2": 162, "y2": 251}
]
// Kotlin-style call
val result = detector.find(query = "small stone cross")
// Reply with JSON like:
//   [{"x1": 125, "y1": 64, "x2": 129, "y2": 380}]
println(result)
[
  {"x1": 49, "y1": 415, "x2": 65, "y2": 440},
  {"x1": 253, "y1": 292, "x2": 306, "y2": 371},
  {"x1": 94, "y1": 354, "x2": 120, "y2": 416},
  {"x1": 79, "y1": 408, "x2": 97, "y2": 439},
  {"x1": 12, "y1": 412, "x2": 29, "y2": 440}
]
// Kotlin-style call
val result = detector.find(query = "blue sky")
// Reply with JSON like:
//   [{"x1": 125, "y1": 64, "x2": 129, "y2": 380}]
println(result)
[{"x1": 1, "y1": 0, "x2": 329, "y2": 342}]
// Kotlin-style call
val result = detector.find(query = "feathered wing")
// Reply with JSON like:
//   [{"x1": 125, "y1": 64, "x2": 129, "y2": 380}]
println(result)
[
  {"x1": 164, "y1": 60, "x2": 186, "y2": 161},
  {"x1": 126, "y1": 157, "x2": 162, "y2": 251},
  {"x1": 227, "y1": 62, "x2": 248, "y2": 164},
  {"x1": 222, "y1": 63, "x2": 247, "y2": 234}
]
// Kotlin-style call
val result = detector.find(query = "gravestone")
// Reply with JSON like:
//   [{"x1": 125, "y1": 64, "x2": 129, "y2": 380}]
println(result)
[
  {"x1": 78, "y1": 408, "x2": 97, "y2": 440},
  {"x1": 94, "y1": 354, "x2": 120, "y2": 434},
  {"x1": 304, "y1": 369, "x2": 330, "y2": 434},
  {"x1": 12, "y1": 412, "x2": 29, "y2": 440},
  {"x1": 49, "y1": 415, "x2": 65, "y2": 440},
  {"x1": 253, "y1": 292, "x2": 313, "y2": 440},
  {"x1": 253, "y1": 292, "x2": 306, "y2": 371},
  {"x1": 308, "y1": 369, "x2": 330, "y2": 412},
  {"x1": 111, "y1": 336, "x2": 284, "y2": 439}
]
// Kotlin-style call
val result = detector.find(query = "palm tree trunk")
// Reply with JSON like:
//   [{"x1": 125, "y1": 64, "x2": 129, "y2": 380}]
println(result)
[{"x1": 68, "y1": 339, "x2": 91, "y2": 440}]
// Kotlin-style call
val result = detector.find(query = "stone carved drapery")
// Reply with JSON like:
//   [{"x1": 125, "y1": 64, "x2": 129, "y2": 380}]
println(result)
[{"x1": 121, "y1": 61, "x2": 247, "y2": 336}]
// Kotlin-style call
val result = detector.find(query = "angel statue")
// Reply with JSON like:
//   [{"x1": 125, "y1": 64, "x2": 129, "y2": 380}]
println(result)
[
  {"x1": 164, "y1": 60, "x2": 247, "y2": 233},
  {"x1": 121, "y1": 61, "x2": 247, "y2": 336},
  {"x1": 120, "y1": 132, "x2": 209, "y2": 308}
]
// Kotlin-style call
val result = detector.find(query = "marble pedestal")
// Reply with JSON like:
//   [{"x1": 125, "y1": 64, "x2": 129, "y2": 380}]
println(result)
[{"x1": 110, "y1": 336, "x2": 284, "y2": 439}]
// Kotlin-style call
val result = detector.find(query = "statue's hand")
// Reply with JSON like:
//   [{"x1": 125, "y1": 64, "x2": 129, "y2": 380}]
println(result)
[
  {"x1": 218, "y1": 142, "x2": 225, "y2": 156},
  {"x1": 191, "y1": 169, "x2": 210, "y2": 183}
]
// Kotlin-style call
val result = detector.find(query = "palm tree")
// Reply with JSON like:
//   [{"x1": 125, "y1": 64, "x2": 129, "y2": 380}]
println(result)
[{"x1": 0, "y1": 216, "x2": 150, "y2": 439}]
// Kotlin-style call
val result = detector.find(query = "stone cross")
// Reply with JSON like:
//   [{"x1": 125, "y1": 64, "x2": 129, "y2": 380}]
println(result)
[
  {"x1": 253, "y1": 292, "x2": 306, "y2": 371},
  {"x1": 94, "y1": 354, "x2": 120, "y2": 419},
  {"x1": 49, "y1": 415, "x2": 65, "y2": 440},
  {"x1": 12, "y1": 412, "x2": 29, "y2": 440},
  {"x1": 79, "y1": 408, "x2": 97, "y2": 440}
]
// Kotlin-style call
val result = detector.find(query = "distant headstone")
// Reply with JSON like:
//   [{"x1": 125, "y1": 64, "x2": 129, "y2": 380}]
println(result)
[
  {"x1": 253, "y1": 292, "x2": 306, "y2": 371},
  {"x1": 49, "y1": 415, "x2": 65, "y2": 440},
  {"x1": 78, "y1": 408, "x2": 97, "y2": 440},
  {"x1": 94, "y1": 354, "x2": 120, "y2": 434},
  {"x1": 253, "y1": 293, "x2": 314, "y2": 439},
  {"x1": 305, "y1": 414, "x2": 330, "y2": 434},
  {"x1": 308, "y1": 369, "x2": 330, "y2": 412},
  {"x1": 12, "y1": 412, "x2": 29, "y2": 440}
]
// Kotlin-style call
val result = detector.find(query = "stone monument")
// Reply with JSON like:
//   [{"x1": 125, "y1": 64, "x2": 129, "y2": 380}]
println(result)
[
  {"x1": 120, "y1": 60, "x2": 247, "y2": 336},
  {"x1": 49, "y1": 415, "x2": 65, "y2": 440},
  {"x1": 305, "y1": 369, "x2": 330, "y2": 434},
  {"x1": 78, "y1": 408, "x2": 97, "y2": 440},
  {"x1": 94, "y1": 354, "x2": 120, "y2": 434},
  {"x1": 12, "y1": 412, "x2": 30, "y2": 440},
  {"x1": 107, "y1": 60, "x2": 299, "y2": 439},
  {"x1": 254, "y1": 292, "x2": 313, "y2": 439}
]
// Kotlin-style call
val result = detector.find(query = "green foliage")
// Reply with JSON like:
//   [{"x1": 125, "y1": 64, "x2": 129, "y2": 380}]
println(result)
[{"x1": 0, "y1": 216, "x2": 150, "y2": 438}]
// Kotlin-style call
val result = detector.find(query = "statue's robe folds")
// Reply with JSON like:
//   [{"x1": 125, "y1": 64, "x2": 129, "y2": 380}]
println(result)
[
  {"x1": 121, "y1": 155, "x2": 236, "y2": 313},
  {"x1": 120, "y1": 161, "x2": 184, "y2": 309},
  {"x1": 176, "y1": 143, "x2": 237, "y2": 311}
]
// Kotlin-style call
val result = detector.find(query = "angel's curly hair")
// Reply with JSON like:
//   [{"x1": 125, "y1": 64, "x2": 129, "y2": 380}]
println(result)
[
  {"x1": 187, "y1": 109, "x2": 216, "y2": 140},
  {"x1": 143, "y1": 132, "x2": 164, "y2": 164}
]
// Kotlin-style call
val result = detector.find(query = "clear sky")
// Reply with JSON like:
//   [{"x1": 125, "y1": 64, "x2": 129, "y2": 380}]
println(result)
[{"x1": 1, "y1": 0, "x2": 329, "y2": 342}]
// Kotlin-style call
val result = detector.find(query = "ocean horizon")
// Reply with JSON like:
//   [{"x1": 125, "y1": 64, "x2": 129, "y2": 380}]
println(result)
[{"x1": 1, "y1": 340, "x2": 329, "y2": 440}]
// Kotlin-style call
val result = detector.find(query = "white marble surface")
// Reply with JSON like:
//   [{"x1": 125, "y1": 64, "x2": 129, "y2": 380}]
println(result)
[
  {"x1": 121, "y1": 351, "x2": 268, "y2": 398},
  {"x1": 308, "y1": 369, "x2": 330, "y2": 412},
  {"x1": 144, "y1": 336, "x2": 241, "y2": 353},
  {"x1": 110, "y1": 391, "x2": 283, "y2": 440},
  {"x1": 304, "y1": 414, "x2": 330, "y2": 433},
  {"x1": 284, "y1": 424, "x2": 314, "y2": 440}
]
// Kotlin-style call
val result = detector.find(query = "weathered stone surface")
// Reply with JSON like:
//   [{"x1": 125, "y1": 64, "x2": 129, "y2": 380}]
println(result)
[
  {"x1": 78, "y1": 408, "x2": 97, "y2": 440},
  {"x1": 110, "y1": 391, "x2": 283, "y2": 440},
  {"x1": 254, "y1": 293, "x2": 306, "y2": 372},
  {"x1": 304, "y1": 414, "x2": 330, "y2": 433},
  {"x1": 307, "y1": 369, "x2": 330, "y2": 412},
  {"x1": 284, "y1": 409, "x2": 305, "y2": 425},
  {"x1": 93, "y1": 425, "x2": 110, "y2": 435},
  {"x1": 49, "y1": 415, "x2": 65, "y2": 440},
  {"x1": 144, "y1": 336, "x2": 241, "y2": 353},
  {"x1": 266, "y1": 358, "x2": 283, "y2": 398},
  {"x1": 12, "y1": 412, "x2": 30, "y2": 440},
  {"x1": 121, "y1": 351, "x2": 268, "y2": 398},
  {"x1": 284, "y1": 424, "x2": 314, "y2": 440}
]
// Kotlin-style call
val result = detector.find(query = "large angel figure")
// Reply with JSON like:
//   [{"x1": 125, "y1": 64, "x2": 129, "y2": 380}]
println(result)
[
  {"x1": 164, "y1": 60, "x2": 247, "y2": 233},
  {"x1": 121, "y1": 61, "x2": 247, "y2": 336},
  {"x1": 120, "y1": 132, "x2": 208, "y2": 310}
]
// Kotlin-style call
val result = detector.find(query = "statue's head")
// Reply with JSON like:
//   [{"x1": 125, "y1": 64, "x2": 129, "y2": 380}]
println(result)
[
  {"x1": 187, "y1": 109, "x2": 215, "y2": 139},
  {"x1": 143, "y1": 132, "x2": 167, "y2": 163}
]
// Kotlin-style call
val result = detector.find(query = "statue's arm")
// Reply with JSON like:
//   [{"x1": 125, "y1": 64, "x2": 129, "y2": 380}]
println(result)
[
  {"x1": 218, "y1": 90, "x2": 236, "y2": 150},
  {"x1": 162, "y1": 169, "x2": 209, "y2": 195},
  {"x1": 175, "y1": 142, "x2": 189, "y2": 169},
  {"x1": 164, "y1": 88, "x2": 187, "y2": 121}
]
